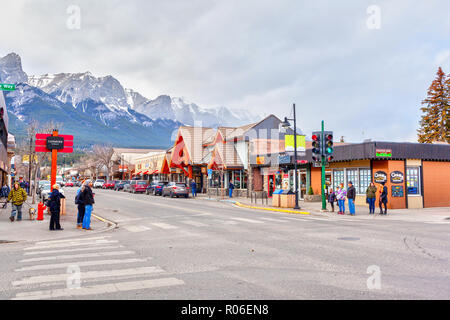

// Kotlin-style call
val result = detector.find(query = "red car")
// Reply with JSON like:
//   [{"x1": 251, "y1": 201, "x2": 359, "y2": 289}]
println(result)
[
  {"x1": 102, "y1": 181, "x2": 116, "y2": 189},
  {"x1": 65, "y1": 181, "x2": 74, "y2": 187},
  {"x1": 129, "y1": 180, "x2": 149, "y2": 193}
]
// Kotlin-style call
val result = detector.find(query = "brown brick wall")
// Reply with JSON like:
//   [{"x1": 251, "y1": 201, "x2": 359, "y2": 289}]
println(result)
[
  {"x1": 253, "y1": 167, "x2": 263, "y2": 191},
  {"x1": 423, "y1": 161, "x2": 450, "y2": 208}
]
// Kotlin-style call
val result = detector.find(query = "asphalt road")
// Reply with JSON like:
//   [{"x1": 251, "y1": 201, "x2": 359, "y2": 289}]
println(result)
[{"x1": 1, "y1": 188, "x2": 449, "y2": 300}]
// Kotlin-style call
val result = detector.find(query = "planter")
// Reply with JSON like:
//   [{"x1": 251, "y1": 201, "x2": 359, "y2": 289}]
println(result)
[{"x1": 304, "y1": 195, "x2": 322, "y2": 202}]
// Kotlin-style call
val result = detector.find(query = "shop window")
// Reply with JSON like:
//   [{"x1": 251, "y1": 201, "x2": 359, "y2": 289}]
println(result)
[
  {"x1": 359, "y1": 169, "x2": 371, "y2": 194},
  {"x1": 333, "y1": 170, "x2": 344, "y2": 191},
  {"x1": 346, "y1": 169, "x2": 359, "y2": 192},
  {"x1": 407, "y1": 167, "x2": 421, "y2": 195}
]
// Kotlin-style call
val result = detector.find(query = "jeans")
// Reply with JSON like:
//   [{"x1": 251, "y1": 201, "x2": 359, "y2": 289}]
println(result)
[
  {"x1": 83, "y1": 205, "x2": 93, "y2": 229},
  {"x1": 229, "y1": 189, "x2": 233, "y2": 198},
  {"x1": 11, "y1": 204, "x2": 23, "y2": 220},
  {"x1": 379, "y1": 201, "x2": 387, "y2": 214},
  {"x1": 368, "y1": 198, "x2": 376, "y2": 213},
  {"x1": 338, "y1": 199, "x2": 345, "y2": 213},
  {"x1": 77, "y1": 204, "x2": 86, "y2": 225},
  {"x1": 192, "y1": 188, "x2": 197, "y2": 197},
  {"x1": 348, "y1": 198, "x2": 355, "y2": 215}
]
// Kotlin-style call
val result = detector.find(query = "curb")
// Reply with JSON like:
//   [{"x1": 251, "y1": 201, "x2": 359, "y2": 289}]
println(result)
[
  {"x1": 234, "y1": 202, "x2": 310, "y2": 215},
  {"x1": 92, "y1": 214, "x2": 119, "y2": 231}
]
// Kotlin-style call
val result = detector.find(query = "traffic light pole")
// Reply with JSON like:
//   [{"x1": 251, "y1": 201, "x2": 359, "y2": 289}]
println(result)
[
  {"x1": 321, "y1": 121, "x2": 327, "y2": 211},
  {"x1": 293, "y1": 104, "x2": 300, "y2": 210}
]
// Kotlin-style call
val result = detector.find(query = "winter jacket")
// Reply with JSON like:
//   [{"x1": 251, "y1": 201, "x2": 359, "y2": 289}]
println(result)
[
  {"x1": 347, "y1": 186, "x2": 356, "y2": 200},
  {"x1": 366, "y1": 186, "x2": 377, "y2": 199},
  {"x1": 8, "y1": 187, "x2": 27, "y2": 206},
  {"x1": 336, "y1": 188, "x2": 346, "y2": 201},
  {"x1": 380, "y1": 186, "x2": 388, "y2": 203},
  {"x1": 48, "y1": 189, "x2": 65, "y2": 213},
  {"x1": 328, "y1": 192, "x2": 336, "y2": 203},
  {"x1": 229, "y1": 182, "x2": 235, "y2": 190},
  {"x1": 82, "y1": 186, "x2": 95, "y2": 205}
]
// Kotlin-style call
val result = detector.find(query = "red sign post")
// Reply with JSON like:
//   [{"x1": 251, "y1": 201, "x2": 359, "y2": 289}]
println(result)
[{"x1": 35, "y1": 131, "x2": 74, "y2": 191}]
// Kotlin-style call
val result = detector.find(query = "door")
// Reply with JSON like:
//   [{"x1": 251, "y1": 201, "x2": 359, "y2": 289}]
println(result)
[{"x1": 268, "y1": 175, "x2": 276, "y2": 198}]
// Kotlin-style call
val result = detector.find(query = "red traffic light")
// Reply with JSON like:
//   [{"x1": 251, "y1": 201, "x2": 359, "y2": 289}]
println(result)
[
  {"x1": 326, "y1": 134, "x2": 333, "y2": 140},
  {"x1": 312, "y1": 134, "x2": 319, "y2": 141}
]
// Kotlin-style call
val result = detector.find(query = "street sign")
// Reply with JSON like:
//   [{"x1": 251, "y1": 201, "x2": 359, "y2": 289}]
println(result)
[
  {"x1": 0, "y1": 84, "x2": 15, "y2": 91},
  {"x1": 46, "y1": 136, "x2": 65, "y2": 150}
]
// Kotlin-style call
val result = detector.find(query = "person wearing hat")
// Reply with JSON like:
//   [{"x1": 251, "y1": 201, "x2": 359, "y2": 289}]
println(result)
[
  {"x1": 48, "y1": 184, "x2": 65, "y2": 231},
  {"x1": 347, "y1": 181, "x2": 356, "y2": 216}
]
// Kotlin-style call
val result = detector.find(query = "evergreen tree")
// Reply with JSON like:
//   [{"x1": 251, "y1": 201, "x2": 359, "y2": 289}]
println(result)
[{"x1": 418, "y1": 67, "x2": 450, "y2": 143}]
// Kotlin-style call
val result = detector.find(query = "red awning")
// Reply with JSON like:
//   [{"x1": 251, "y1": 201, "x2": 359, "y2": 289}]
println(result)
[
  {"x1": 153, "y1": 170, "x2": 159, "y2": 174},
  {"x1": 143, "y1": 171, "x2": 149, "y2": 175}
]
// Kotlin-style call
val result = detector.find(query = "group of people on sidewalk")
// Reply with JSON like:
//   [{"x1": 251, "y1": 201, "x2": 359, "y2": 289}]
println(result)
[
  {"x1": 75, "y1": 180, "x2": 95, "y2": 230},
  {"x1": 327, "y1": 181, "x2": 389, "y2": 215}
]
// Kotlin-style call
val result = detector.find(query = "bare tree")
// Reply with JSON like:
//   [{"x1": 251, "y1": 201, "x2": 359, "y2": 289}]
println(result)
[{"x1": 92, "y1": 145, "x2": 115, "y2": 181}]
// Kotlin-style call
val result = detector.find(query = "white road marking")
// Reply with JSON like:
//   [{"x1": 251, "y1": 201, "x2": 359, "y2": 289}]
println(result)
[
  {"x1": 23, "y1": 245, "x2": 124, "y2": 256},
  {"x1": 24, "y1": 240, "x2": 119, "y2": 251},
  {"x1": 35, "y1": 236, "x2": 110, "y2": 246},
  {"x1": 259, "y1": 217, "x2": 288, "y2": 223},
  {"x1": 20, "y1": 251, "x2": 135, "y2": 263},
  {"x1": 13, "y1": 277, "x2": 185, "y2": 300},
  {"x1": 230, "y1": 217, "x2": 264, "y2": 224},
  {"x1": 12, "y1": 266, "x2": 165, "y2": 287},
  {"x1": 214, "y1": 219, "x2": 238, "y2": 225},
  {"x1": 122, "y1": 225, "x2": 151, "y2": 233},
  {"x1": 180, "y1": 220, "x2": 208, "y2": 227},
  {"x1": 151, "y1": 223, "x2": 178, "y2": 230},
  {"x1": 15, "y1": 258, "x2": 149, "y2": 272}
]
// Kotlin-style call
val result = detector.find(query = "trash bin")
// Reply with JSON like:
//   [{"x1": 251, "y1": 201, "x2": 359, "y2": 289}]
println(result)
[
  {"x1": 280, "y1": 190, "x2": 295, "y2": 208},
  {"x1": 272, "y1": 189, "x2": 283, "y2": 207}
]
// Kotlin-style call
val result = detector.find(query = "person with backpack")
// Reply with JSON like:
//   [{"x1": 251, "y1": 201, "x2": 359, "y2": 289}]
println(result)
[
  {"x1": 366, "y1": 182, "x2": 377, "y2": 214},
  {"x1": 7, "y1": 182, "x2": 27, "y2": 222},
  {"x1": 347, "y1": 181, "x2": 356, "y2": 216},
  {"x1": 82, "y1": 181, "x2": 95, "y2": 230},
  {"x1": 379, "y1": 182, "x2": 388, "y2": 215},
  {"x1": 75, "y1": 183, "x2": 86, "y2": 229},
  {"x1": 336, "y1": 183, "x2": 347, "y2": 215},
  {"x1": 48, "y1": 184, "x2": 65, "y2": 231}
]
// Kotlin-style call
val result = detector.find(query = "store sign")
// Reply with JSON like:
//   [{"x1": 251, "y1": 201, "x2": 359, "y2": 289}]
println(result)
[
  {"x1": 256, "y1": 156, "x2": 265, "y2": 165},
  {"x1": 376, "y1": 149, "x2": 392, "y2": 158},
  {"x1": 46, "y1": 136, "x2": 65, "y2": 150},
  {"x1": 278, "y1": 155, "x2": 291, "y2": 165},
  {"x1": 374, "y1": 171, "x2": 388, "y2": 184},
  {"x1": 285, "y1": 135, "x2": 306, "y2": 152},
  {"x1": 390, "y1": 171, "x2": 404, "y2": 184}
]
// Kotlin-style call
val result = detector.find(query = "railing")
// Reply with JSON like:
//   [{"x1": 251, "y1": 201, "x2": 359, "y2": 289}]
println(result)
[{"x1": 250, "y1": 191, "x2": 268, "y2": 205}]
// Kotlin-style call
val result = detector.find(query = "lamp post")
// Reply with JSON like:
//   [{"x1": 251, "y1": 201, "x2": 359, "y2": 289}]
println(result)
[{"x1": 282, "y1": 104, "x2": 300, "y2": 210}]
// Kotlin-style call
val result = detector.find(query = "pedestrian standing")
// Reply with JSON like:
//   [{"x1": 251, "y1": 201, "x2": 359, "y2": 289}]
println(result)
[
  {"x1": 48, "y1": 184, "x2": 65, "y2": 231},
  {"x1": 379, "y1": 182, "x2": 388, "y2": 215},
  {"x1": 347, "y1": 181, "x2": 356, "y2": 216},
  {"x1": 229, "y1": 180, "x2": 235, "y2": 198},
  {"x1": 75, "y1": 183, "x2": 86, "y2": 229},
  {"x1": 366, "y1": 182, "x2": 377, "y2": 214},
  {"x1": 7, "y1": 183, "x2": 27, "y2": 222},
  {"x1": 336, "y1": 183, "x2": 347, "y2": 215},
  {"x1": 82, "y1": 181, "x2": 95, "y2": 230},
  {"x1": 327, "y1": 188, "x2": 336, "y2": 212},
  {"x1": 190, "y1": 179, "x2": 197, "y2": 198}
]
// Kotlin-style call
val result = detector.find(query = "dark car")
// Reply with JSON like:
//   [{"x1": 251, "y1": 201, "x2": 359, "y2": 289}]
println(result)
[
  {"x1": 162, "y1": 182, "x2": 190, "y2": 198},
  {"x1": 115, "y1": 180, "x2": 129, "y2": 191},
  {"x1": 146, "y1": 181, "x2": 169, "y2": 196},
  {"x1": 128, "y1": 180, "x2": 149, "y2": 194}
]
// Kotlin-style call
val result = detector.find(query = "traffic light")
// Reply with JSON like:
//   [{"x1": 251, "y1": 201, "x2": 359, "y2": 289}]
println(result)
[
  {"x1": 312, "y1": 131, "x2": 322, "y2": 162},
  {"x1": 324, "y1": 131, "x2": 334, "y2": 162}
]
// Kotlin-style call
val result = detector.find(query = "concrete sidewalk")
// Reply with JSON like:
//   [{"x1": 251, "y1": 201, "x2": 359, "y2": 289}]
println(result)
[
  {"x1": 0, "y1": 200, "x2": 111, "y2": 243},
  {"x1": 195, "y1": 194, "x2": 450, "y2": 223}
]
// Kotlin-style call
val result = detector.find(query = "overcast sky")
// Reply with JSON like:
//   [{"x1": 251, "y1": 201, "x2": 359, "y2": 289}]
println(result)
[{"x1": 1, "y1": 0, "x2": 449, "y2": 142}]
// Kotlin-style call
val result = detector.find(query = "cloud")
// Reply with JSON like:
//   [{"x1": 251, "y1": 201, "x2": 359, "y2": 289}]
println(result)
[{"x1": 1, "y1": 0, "x2": 449, "y2": 142}]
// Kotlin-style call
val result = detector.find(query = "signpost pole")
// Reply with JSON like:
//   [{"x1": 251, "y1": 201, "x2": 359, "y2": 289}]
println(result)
[
  {"x1": 321, "y1": 121, "x2": 327, "y2": 211},
  {"x1": 50, "y1": 130, "x2": 58, "y2": 192},
  {"x1": 293, "y1": 104, "x2": 300, "y2": 210}
]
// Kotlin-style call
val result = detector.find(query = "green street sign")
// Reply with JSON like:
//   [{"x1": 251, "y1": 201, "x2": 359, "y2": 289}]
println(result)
[{"x1": 0, "y1": 84, "x2": 16, "y2": 91}]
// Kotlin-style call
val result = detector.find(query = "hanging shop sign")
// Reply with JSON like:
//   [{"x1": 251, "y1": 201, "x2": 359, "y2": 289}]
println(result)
[
  {"x1": 390, "y1": 171, "x2": 404, "y2": 184},
  {"x1": 256, "y1": 156, "x2": 265, "y2": 165},
  {"x1": 374, "y1": 171, "x2": 388, "y2": 184},
  {"x1": 285, "y1": 135, "x2": 306, "y2": 153},
  {"x1": 376, "y1": 149, "x2": 392, "y2": 158}
]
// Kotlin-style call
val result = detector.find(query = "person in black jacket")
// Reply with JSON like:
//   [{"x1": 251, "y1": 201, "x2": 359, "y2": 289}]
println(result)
[
  {"x1": 49, "y1": 184, "x2": 65, "y2": 231},
  {"x1": 327, "y1": 188, "x2": 336, "y2": 212},
  {"x1": 379, "y1": 182, "x2": 388, "y2": 215},
  {"x1": 347, "y1": 182, "x2": 356, "y2": 215},
  {"x1": 82, "y1": 181, "x2": 95, "y2": 230}
]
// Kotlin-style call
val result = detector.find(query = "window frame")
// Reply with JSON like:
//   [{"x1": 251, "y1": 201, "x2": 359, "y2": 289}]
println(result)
[{"x1": 406, "y1": 167, "x2": 421, "y2": 196}]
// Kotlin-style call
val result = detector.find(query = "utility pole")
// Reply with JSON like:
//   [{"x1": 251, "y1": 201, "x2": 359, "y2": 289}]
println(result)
[{"x1": 28, "y1": 135, "x2": 33, "y2": 196}]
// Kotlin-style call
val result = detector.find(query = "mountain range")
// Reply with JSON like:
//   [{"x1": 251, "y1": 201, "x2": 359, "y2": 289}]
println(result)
[{"x1": 0, "y1": 53, "x2": 257, "y2": 148}]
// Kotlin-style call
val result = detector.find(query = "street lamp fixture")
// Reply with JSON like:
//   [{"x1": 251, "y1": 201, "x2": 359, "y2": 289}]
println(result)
[{"x1": 283, "y1": 104, "x2": 301, "y2": 210}]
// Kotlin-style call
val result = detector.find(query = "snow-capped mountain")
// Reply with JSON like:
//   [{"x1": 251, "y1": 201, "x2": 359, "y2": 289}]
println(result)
[{"x1": 0, "y1": 52, "x2": 259, "y2": 147}]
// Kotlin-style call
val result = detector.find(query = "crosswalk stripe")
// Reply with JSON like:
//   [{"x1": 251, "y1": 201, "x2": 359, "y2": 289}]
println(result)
[
  {"x1": 214, "y1": 219, "x2": 238, "y2": 225},
  {"x1": 15, "y1": 258, "x2": 149, "y2": 272},
  {"x1": 23, "y1": 245, "x2": 124, "y2": 256},
  {"x1": 230, "y1": 217, "x2": 264, "y2": 224},
  {"x1": 180, "y1": 220, "x2": 207, "y2": 227},
  {"x1": 12, "y1": 266, "x2": 165, "y2": 287},
  {"x1": 259, "y1": 217, "x2": 288, "y2": 223},
  {"x1": 20, "y1": 251, "x2": 135, "y2": 263},
  {"x1": 13, "y1": 277, "x2": 185, "y2": 300},
  {"x1": 24, "y1": 240, "x2": 119, "y2": 251},
  {"x1": 151, "y1": 223, "x2": 178, "y2": 230},
  {"x1": 35, "y1": 236, "x2": 110, "y2": 246},
  {"x1": 122, "y1": 225, "x2": 151, "y2": 233}
]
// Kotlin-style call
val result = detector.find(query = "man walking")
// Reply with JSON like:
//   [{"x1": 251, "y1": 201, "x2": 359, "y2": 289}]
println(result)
[
  {"x1": 347, "y1": 181, "x2": 356, "y2": 216},
  {"x1": 229, "y1": 180, "x2": 235, "y2": 198},
  {"x1": 190, "y1": 179, "x2": 197, "y2": 198},
  {"x1": 7, "y1": 182, "x2": 27, "y2": 222},
  {"x1": 82, "y1": 181, "x2": 95, "y2": 230}
]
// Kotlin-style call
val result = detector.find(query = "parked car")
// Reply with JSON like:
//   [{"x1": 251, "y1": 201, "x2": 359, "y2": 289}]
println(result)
[
  {"x1": 128, "y1": 180, "x2": 149, "y2": 194},
  {"x1": 41, "y1": 185, "x2": 65, "y2": 202},
  {"x1": 115, "y1": 180, "x2": 128, "y2": 191},
  {"x1": 162, "y1": 182, "x2": 190, "y2": 198},
  {"x1": 146, "y1": 181, "x2": 169, "y2": 196},
  {"x1": 102, "y1": 181, "x2": 116, "y2": 189},
  {"x1": 93, "y1": 179, "x2": 105, "y2": 188},
  {"x1": 65, "y1": 181, "x2": 74, "y2": 187},
  {"x1": 123, "y1": 181, "x2": 132, "y2": 192},
  {"x1": 37, "y1": 181, "x2": 51, "y2": 196}
]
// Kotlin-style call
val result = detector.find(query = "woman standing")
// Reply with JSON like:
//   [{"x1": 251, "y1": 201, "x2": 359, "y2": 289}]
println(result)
[
  {"x1": 379, "y1": 182, "x2": 388, "y2": 215},
  {"x1": 327, "y1": 188, "x2": 336, "y2": 213},
  {"x1": 366, "y1": 182, "x2": 377, "y2": 214},
  {"x1": 82, "y1": 181, "x2": 95, "y2": 230},
  {"x1": 336, "y1": 183, "x2": 347, "y2": 215},
  {"x1": 49, "y1": 184, "x2": 65, "y2": 231}
]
